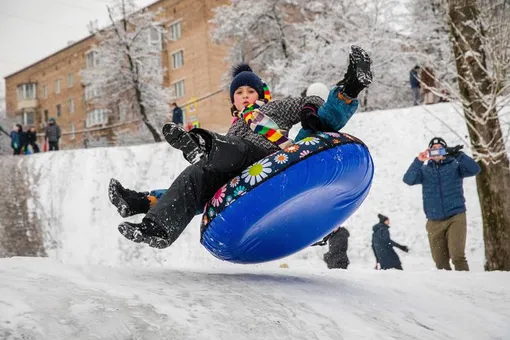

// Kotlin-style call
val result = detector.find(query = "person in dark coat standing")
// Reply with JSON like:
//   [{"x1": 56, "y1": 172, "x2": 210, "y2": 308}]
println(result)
[
  {"x1": 410, "y1": 65, "x2": 421, "y2": 105},
  {"x1": 45, "y1": 118, "x2": 61, "y2": 151},
  {"x1": 26, "y1": 126, "x2": 40, "y2": 153},
  {"x1": 403, "y1": 137, "x2": 480, "y2": 271},
  {"x1": 312, "y1": 226, "x2": 350, "y2": 269},
  {"x1": 372, "y1": 214, "x2": 409, "y2": 270},
  {"x1": 171, "y1": 102, "x2": 184, "y2": 126}
]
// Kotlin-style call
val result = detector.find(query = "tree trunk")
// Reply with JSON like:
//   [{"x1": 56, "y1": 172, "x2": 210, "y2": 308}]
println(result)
[
  {"x1": 448, "y1": 0, "x2": 510, "y2": 270},
  {"x1": 135, "y1": 86, "x2": 162, "y2": 142}
]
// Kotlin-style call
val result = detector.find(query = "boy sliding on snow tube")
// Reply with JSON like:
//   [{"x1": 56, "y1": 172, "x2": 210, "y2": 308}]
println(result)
[{"x1": 109, "y1": 45, "x2": 373, "y2": 249}]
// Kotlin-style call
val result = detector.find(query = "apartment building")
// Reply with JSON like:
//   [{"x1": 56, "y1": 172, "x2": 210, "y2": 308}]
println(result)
[{"x1": 4, "y1": 0, "x2": 231, "y2": 149}]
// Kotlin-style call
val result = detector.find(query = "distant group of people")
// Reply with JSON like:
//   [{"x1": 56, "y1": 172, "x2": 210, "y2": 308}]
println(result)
[
  {"x1": 410, "y1": 65, "x2": 450, "y2": 105},
  {"x1": 8, "y1": 117, "x2": 61, "y2": 155},
  {"x1": 314, "y1": 136, "x2": 480, "y2": 272}
]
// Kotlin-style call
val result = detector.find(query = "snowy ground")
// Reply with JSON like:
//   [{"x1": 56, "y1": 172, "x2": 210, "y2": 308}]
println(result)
[
  {"x1": 1, "y1": 102, "x2": 510, "y2": 339},
  {"x1": 1, "y1": 257, "x2": 510, "y2": 340}
]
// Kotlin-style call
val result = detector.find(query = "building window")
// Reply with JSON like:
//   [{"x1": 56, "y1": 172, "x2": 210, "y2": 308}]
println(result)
[
  {"x1": 68, "y1": 98, "x2": 74, "y2": 114},
  {"x1": 173, "y1": 80, "x2": 185, "y2": 98},
  {"x1": 44, "y1": 110, "x2": 49, "y2": 123},
  {"x1": 68, "y1": 73, "x2": 74, "y2": 88},
  {"x1": 172, "y1": 50, "x2": 184, "y2": 69},
  {"x1": 17, "y1": 83, "x2": 37, "y2": 100},
  {"x1": 85, "y1": 51, "x2": 99, "y2": 68},
  {"x1": 56, "y1": 104, "x2": 62, "y2": 117},
  {"x1": 70, "y1": 123, "x2": 76, "y2": 140},
  {"x1": 42, "y1": 85, "x2": 48, "y2": 99},
  {"x1": 149, "y1": 26, "x2": 162, "y2": 50},
  {"x1": 55, "y1": 79, "x2": 61, "y2": 94},
  {"x1": 86, "y1": 108, "x2": 109, "y2": 127},
  {"x1": 85, "y1": 85, "x2": 102, "y2": 100},
  {"x1": 23, "y1": 111, "x2": 35, "y2": 126},
  {"x1": 170, "y1": 20, "x2": 182, "y2": 41}
]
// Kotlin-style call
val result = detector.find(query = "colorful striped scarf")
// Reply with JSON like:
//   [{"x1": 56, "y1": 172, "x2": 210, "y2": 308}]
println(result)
[{"x1": 236, "y1": 102, "x2": 293, "y2": 150}]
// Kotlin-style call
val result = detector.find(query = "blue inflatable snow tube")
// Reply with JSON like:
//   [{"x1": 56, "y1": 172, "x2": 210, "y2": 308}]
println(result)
[{"x1": 200, "y1": 133, "x2": 374, "y2": 264}]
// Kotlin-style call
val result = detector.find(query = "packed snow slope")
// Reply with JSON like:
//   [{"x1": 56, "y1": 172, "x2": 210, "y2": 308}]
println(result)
[
  {"x1": 1, "y1": 257, "x2": 509, "y2": 340},
  {"x1": 18, "y1": 102, "x2": 506, "y2": 270}
]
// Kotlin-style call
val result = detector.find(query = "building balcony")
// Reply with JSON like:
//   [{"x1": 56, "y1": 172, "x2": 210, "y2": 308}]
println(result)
[{"x1": 17, "y1": 99, "x2": 38, "y2": 111}]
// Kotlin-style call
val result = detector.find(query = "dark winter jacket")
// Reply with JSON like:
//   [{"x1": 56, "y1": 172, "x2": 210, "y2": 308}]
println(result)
[
  {"x1": 372, "y1": 223, "x2": 406, "y2": 270},
  {"x1": 45, "y1": 124, "x2": 61, "y2": 143},
  {"x1": 26, "y1": 130, "x2": 37, "y2": 144},
  {"x1": 172, "y1": 106, "x2": 183, "y2": 125},
  {"x1": 324, "y1": 227, "x2": 350, "y2": 269},
  {"x1": 410, "y1": 70, "x2": 420, "y2": 88},
  {"x1": 403, "y1": 152, "x2": 481, "y2": 220},
  {"x1": 227, "y1": 96, "x2": 325, "y2": 152}
]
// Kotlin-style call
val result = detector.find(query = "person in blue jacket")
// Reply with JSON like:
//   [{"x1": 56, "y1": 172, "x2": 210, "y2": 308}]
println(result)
[
  {"x1": 403, "y1": 137, "x2": 481, "y2": 271},
  {"x1": 10, "y1": 124, "x2": 25, "y2": 155},
  {"x1": 372, "y1": 214, "x2": 409, "y2": 270}
]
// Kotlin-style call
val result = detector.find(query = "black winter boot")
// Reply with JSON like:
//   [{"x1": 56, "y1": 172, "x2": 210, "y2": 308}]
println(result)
[
  {"x1": 118, "y1": 220, "x2": 170, "y2": 249},
  {"x1": 337, "y1": 45, "x2": 373, "y2": 98},
  {"x1": 162, "y1": 123, "x2": 206, "y2": 164},
  {"x1": 108, "y1": 178, "x2": 151, "y2": 218}
]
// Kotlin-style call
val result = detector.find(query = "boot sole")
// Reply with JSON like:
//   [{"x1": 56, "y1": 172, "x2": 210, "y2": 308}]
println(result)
[
  {"x1": 118, "y1": 222, "x2": 170, "y2": 248},
  {"x1": 349, "y1": 45, "x2": 373, "y2": 87},
  {"x1": 162, "y1": 123, "x2": 205, "y2": 164},
  {"x1": 108, "y1": 178, "x2": 133, "y2": 218}
]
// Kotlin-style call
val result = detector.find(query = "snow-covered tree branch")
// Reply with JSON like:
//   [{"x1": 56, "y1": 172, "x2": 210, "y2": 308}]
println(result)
[
  {"x1": 211, "y1": 0, "x2": 418, "y2": 111},
  {"x1": 81, "y1": 0, "x2": 171, "y2": 142}
]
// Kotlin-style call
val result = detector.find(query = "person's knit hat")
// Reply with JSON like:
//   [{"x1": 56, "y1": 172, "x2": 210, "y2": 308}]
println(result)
[
  {"x1": 428, "y1": 137, "x2": 447, "y2": 148},
  {"x1": 229, "y1": 64, "x2": 270, "y2": 103},
  {"x1": 378, "y1": 213, "x2": 389, "y2": 224}
]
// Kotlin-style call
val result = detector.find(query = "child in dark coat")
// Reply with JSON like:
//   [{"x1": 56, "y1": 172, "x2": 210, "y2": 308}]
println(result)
[
  {"x1": 312, "y1": 226, "x2": 350, "y2": 269},
  {"x1": 372, "y1": 214, "x2": 409, "y2": 270},
  {"x1": 110, "y1": 46, "x2": 373, "y2": 249}
]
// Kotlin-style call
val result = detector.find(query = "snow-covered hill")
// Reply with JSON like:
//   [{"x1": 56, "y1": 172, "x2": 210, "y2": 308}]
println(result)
[
  {"x1": 2, "y1": 102, "x2": 510, "y2": 339},
  {"x1": 1, "y1": 257, "x2": 509, "y2": 340},
  {"x1": 12, "y1": 102, "x2": 503, "y2": 270}
]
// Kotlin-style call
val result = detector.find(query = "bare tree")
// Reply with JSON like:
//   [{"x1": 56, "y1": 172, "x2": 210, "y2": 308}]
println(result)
[
  {"x1": 447, "y1": 0, "x2": 510, "y2": 270},
  {"x1": 81, "y1": 0, "x2": 171, "y2": 142},
  {"x1": 211, "y1": 0, "x2": 417, "y2": 110}
]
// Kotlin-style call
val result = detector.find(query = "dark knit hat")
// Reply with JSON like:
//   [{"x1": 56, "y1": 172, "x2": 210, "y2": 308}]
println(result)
[
  {"x1": 428, "y1": 137, "x2": 447, "y2": 149},
  {"x1": 378, "y1": 213, "x2": 389, "y2": 224},
  {"x1": 229, "y1": 64, "x2": 265, "y2": 103}
]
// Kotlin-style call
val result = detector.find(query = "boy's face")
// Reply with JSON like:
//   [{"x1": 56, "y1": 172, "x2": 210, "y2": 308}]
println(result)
[{"x1": 233, "y1": 86, "x2": 259, "y2": 111}]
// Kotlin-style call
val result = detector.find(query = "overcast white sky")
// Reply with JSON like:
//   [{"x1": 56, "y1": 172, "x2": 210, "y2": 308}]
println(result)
[{"x1": 0, "y1": 0, "x2": 155, "y2": 90}]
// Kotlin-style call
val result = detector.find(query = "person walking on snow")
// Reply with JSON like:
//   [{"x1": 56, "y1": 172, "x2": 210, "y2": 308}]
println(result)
[
  {"x1": 403, "y1": 137, "x2": 480, "y2": 271},
  {"x1": 109, "y1": 45, "x2": 373, "y2": 250},
  {"x1": 372, "y1": 214, "x2": 409, "y2": 270},
  {"x1": 45, "y1": 118, "x2": 61, "y2": 151}
]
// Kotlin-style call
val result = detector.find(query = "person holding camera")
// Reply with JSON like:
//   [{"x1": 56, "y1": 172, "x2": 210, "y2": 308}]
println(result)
[{"x1": 403, "y1": 137, "x2": 481, "y2": 271}]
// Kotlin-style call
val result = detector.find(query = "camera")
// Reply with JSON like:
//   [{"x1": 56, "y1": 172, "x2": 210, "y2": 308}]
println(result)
[{"x1": 429, "y1": 148, "x2": 447, "y2": 157}]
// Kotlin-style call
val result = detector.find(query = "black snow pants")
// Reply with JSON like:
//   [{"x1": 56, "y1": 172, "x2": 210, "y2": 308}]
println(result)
[{"x1": 144, "y1": 129, "x2": 272, "y2": 245}]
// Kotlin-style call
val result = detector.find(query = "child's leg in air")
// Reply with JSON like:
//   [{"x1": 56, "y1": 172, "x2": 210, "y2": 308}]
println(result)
[
  {"x1": 296, "y1": 45, "x2": 372, "y2": 141},
  {"x1": 118, "y1": 130, "x2": 271, "y2": 249}
]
